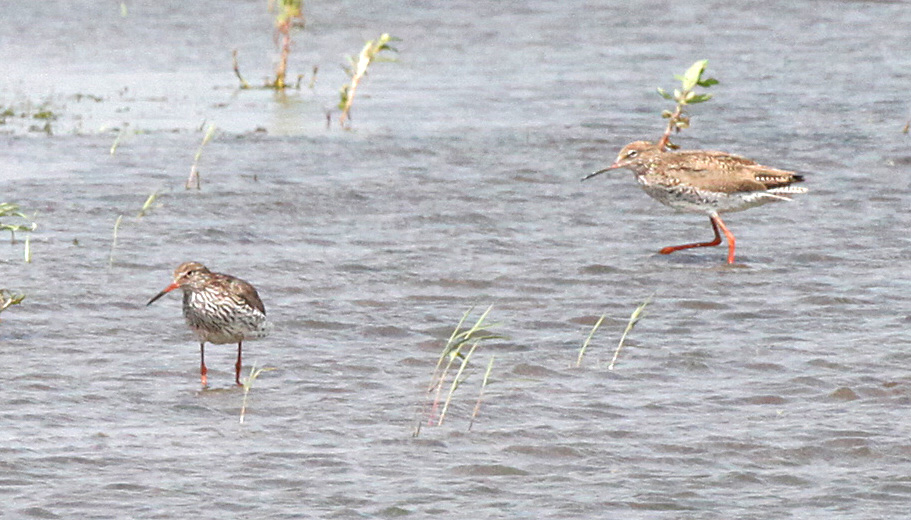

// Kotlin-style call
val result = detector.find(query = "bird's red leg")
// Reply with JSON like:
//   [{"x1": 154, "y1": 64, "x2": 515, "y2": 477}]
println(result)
[
  {"x1": 200, "y1": 342, "x2": 208, "y2": 388},
  {"x1": 659, "y1": 216, "x2": 723, "y2": 255},
  {"x1": 235, "y1": 341, "x2": 243, "y2": 386},
  {"x1": 711, "y1": 214, "x2": 736, "y2": 264}
]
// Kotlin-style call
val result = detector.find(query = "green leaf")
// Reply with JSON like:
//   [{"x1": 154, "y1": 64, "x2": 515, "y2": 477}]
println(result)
[
  {"x1": 687, "y1": 93, "x2": 713, "y2": 104},
  {"x1": 697, "y1": 77, "x2": 719, "y2": 87},
  {"x1": 656, "y1": 87, "x2": 673, "y2": 100},
  {"x1": 681, "y1": 59, "x2": 708, "y2": 92}
]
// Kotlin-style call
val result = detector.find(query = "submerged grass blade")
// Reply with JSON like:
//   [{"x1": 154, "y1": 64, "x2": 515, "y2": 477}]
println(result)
[
  {"x1": 240, "y1": 362, "x2": 276, "y2": 424},
  {"x1": 468, "y1": 355, "x2": 495, "y2": 431},
  {"x1": 576, "y1": 313, "x2": 606, "y2": 367},
  {"x1": 608, "y1": 295, "x2": 653, "y2": 370},
  {"x1": 137, "y1": 190, "x2": 158, "y2": 218},
  {"x1": 417, "y1": 304, "x2": 503, "y2": 435},
  {"x1": 438, "y1": 341, "x2": 480, "y2": 426},
  {"x1": 110, "y1": 125, "x2": 128, "y2": 155},
  {"x1": 186, "y1": 123, "x2": 216, "y2": 189},
  {"x1": 428, "y1": 306, "x2": 474, "y2": 392}
]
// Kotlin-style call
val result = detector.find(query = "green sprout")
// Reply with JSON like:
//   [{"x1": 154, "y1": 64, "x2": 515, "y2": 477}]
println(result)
[
  {"x1": 468, "y1": 355, "x2": 495, "y2": 431},
  {"x1": 240, "y1": 362, "x2": 276, "y2": 424},
  {"x1": 338, "y1": 33, "x2": 399, "y2": 129},
  {"x1": 136, "y1": 190, "x2": 159, "y2": 218},
  {"x1": 575, "y1": 313, "x2": 607, "y2": 368},
  {"x1": 0, "y1": 290, "x2": 25, "y2": 321},
  {"x1": 607, "y1": 296, "x2": 653, "y2": 370},
  {"x1": 655, "y1": 59, "x2": 718, "y2": 149}
]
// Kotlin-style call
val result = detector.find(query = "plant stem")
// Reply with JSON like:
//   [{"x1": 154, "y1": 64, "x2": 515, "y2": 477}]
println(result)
[{"x1": 657, "y1": 104, "x2": 684, "y2": 150}]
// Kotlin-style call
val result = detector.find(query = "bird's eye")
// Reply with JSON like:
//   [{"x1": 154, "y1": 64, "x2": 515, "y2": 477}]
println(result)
[
  {"x1": 626, "y1": 150, "x2": 638, "y2": 158},
  {"x1": 186, "y1": 270, "x2": 195, "y2": 276}
]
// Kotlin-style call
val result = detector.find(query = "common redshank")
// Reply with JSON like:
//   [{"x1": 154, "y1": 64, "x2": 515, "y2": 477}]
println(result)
[
  {"x1": 583, "y1": 141, "x2": 807, "y2": 264},
  {"x1": 147, "y1": 262, "x2": 269, "y2": 387}
]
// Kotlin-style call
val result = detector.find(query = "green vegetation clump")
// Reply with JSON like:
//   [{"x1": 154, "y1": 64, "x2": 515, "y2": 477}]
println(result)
[{"x1": 414, "y1": 305, "x2": 501, "y2": 436}]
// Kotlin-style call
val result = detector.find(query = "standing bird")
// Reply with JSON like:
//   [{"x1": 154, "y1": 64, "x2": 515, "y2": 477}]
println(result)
[
  {"x1": 147, "y1": 262, "x2": 269, "y2": 387},
  {"x1": 583, "y1": 141, "x2": 807, "y2": 264}
]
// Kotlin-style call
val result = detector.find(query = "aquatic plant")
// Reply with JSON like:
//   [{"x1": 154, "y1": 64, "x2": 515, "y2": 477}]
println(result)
[
  {"x1": 0, "y1": 203, "x2": 37, "y2": 245},
  {"x1": 0, "y1": 290, "x2": 25, "y2": 322},
  {"x1": 186, "y1": 124, "x2": 216, "y2": 189},
  {"x1": 233, "y1": 1, "x2": 305, "y2": 90},
  {"x1": 655, "y1": 60, "x2": 718, "y2": 150},
  {"x1": 575, "y1": 296, "x2": 653, "y2": 369},
  {"x1": 110, "y1": 124, "x2": 129, "y2": 155},
  {"x1": 338, "y1": 33, "x2": 399, "y2": 129},
  {"x1": 136, "y1": 190, "x2": 159, "y2": 218},
  {"x1": 575, "y1": 313, "x2": 607, "y2": 367},
  {"x1": 240, "y1": 362, "x2": 275, "y2": 424},
  {"x1": 271, "y1": 0, "x2": 304, "y2": 89},
  {"x1": 468, "y1": 355, "x2": 495, "y2": 431},
  {"x1": 414, "y1": 305, "x2": 502, "y2": 436},
  {"x1": 607, "y1": 296, "x2": 653, "y2": 370}
]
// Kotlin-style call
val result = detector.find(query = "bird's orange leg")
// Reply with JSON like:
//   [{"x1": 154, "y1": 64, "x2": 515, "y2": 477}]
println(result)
[
  {"x1": 712, "y1": 214, "x2": 736, "y2": 264},
  {"x1": 235, "y1": 341, "x2": 243, "y2": 387},
  {"x1": 659, "y1": 216, "x2": 723, "y2": 255},
  {"x1": 200, "y1": 343, "x2": 208, "y2": 388}
]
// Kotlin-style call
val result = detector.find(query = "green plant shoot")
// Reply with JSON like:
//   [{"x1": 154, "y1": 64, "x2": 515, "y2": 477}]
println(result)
[
  {"x1": 338, "y1": 33, "x2": 399, "y2": 128},
  {"x1": 655, "y1": 60, "x2": 718, "y2": 149}
]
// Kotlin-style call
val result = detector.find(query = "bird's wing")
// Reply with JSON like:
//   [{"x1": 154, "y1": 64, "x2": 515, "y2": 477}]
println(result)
[
  {"x1": 230, "y1": 279, "x2": 266, "y2": 315},
  {"x1": 669, "y1": 151, "x2": 802, "y2": 193},
  {"x1": 664, "y1": 163, "x2": 769, "y2": 193}
]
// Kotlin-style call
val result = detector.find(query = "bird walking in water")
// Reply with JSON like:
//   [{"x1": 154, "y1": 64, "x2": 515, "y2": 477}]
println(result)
[
  {"x1": 147, "y1": 262, "x2": 269, "y2": 387},
  {"x1": 583, "y1": 141, "x2": 807, "y2": 264}
]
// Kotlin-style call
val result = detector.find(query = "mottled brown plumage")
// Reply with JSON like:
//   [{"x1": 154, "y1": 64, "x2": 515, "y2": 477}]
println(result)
[
  {"x1": 584, "y1": 141, "x2": 807, "y2": 264},
  {"x1": 147, "y1": 262, "x2": 269, "y2": 387}
]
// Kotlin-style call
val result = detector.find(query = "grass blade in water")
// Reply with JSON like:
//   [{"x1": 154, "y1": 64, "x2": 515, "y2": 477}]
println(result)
[{"x1": 608, "y1": 296, "x2": 653, "y2": 370}]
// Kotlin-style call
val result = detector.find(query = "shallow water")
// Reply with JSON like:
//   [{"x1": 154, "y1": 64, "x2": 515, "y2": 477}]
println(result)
[{"x1": 3, "y1": 1, "x2": 911, "y2": 518}]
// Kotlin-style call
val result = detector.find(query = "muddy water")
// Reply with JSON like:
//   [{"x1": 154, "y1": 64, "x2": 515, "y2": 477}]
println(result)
[{"x1": 3, "y1": 1, "x2": 911, "y2": 518}]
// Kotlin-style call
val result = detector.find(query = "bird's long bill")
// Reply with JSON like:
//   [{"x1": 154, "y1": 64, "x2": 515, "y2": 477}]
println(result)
[
  {"x1": 581, "y1": 163, "x2": 621, "y2": 181},
  {"x1": 147, "y1": 282, "x2": 180, "y2": 306}
]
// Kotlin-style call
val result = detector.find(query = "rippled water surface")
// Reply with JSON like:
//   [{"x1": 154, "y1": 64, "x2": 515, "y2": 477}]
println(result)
[{"x1": 3, "y1": 1, "x2": 911, "y2": 518}]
